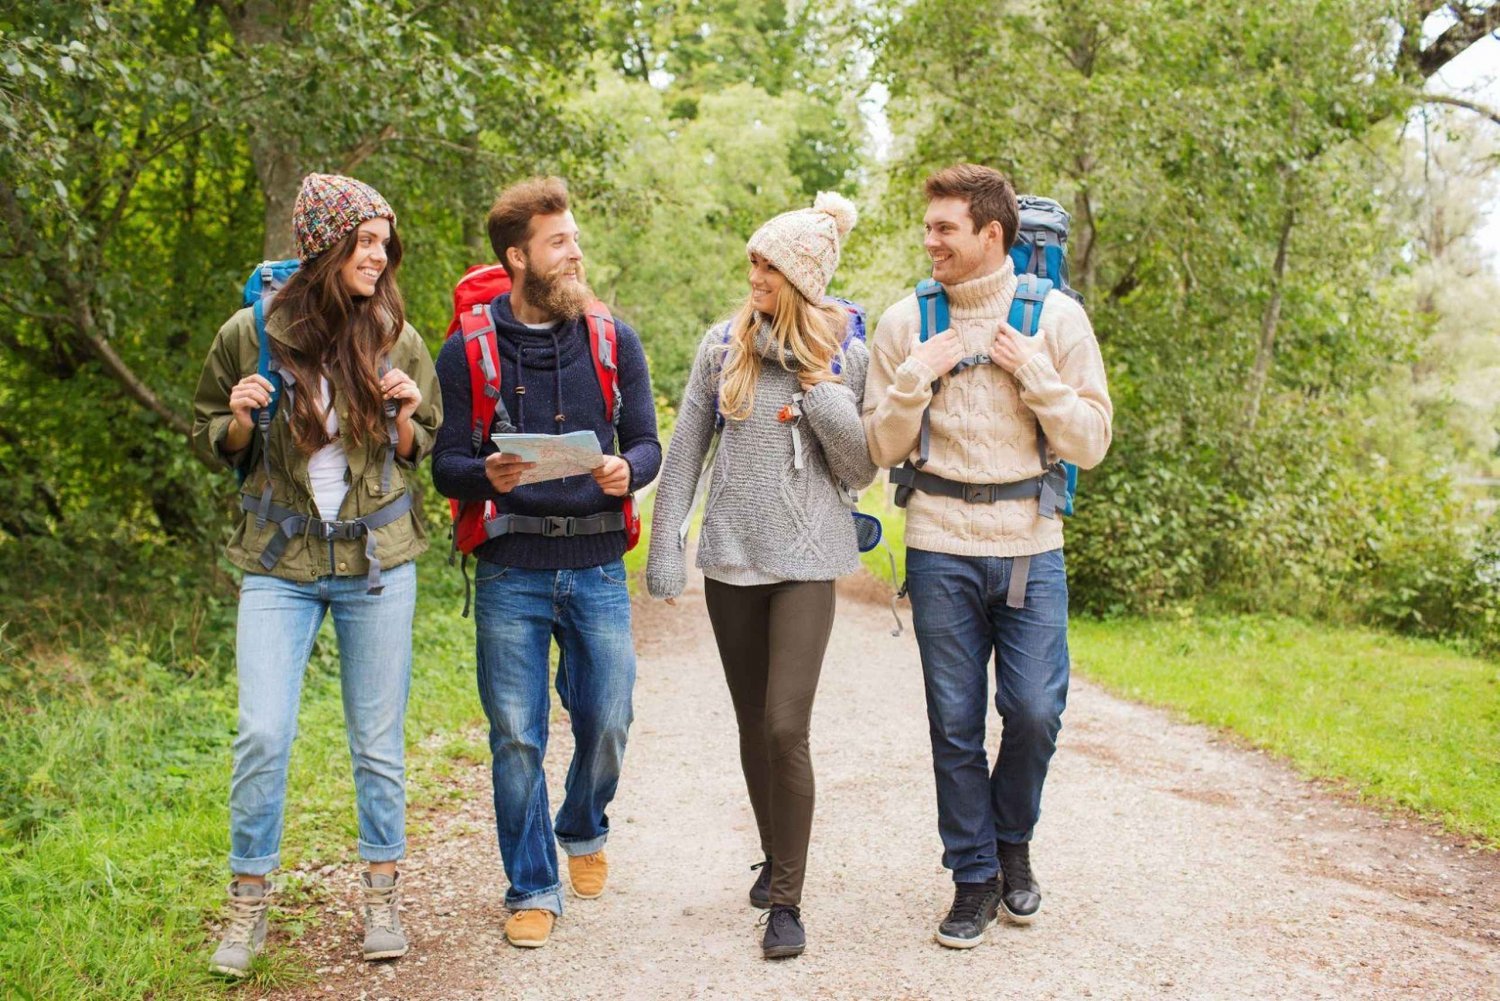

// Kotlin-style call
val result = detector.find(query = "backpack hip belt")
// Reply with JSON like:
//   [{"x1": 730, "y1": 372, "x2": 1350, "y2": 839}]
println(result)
[
  {"x1": 240, "y1": 491, "x2": 414, "y2": 595},
  {"x1": 482, "y1": 510, "x2": 626, "y2": 540},
  {"x1": 889, "y1": 464, "x2": 1067, "y2": 515}
]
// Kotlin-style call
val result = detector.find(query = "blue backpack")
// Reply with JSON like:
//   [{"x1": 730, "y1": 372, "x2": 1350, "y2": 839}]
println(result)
[{"x1": 888, "y1": 195, "x2": 1081, "y2": 518}]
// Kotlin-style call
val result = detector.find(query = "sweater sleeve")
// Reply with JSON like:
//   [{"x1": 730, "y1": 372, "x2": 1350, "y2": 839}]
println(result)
[
  {"x1": 1012, "y1": 293, "x2": 1113, "y2": 470},
  {"x1": 861, "y1": 299, "x2": 936, "y2": 469},
  {"x1": 800, "y1": 339, "x2": 877, "y2": 490},
  {"x1": 612, "y1": 319, "x2": 662, "y2": 492},
  {"x1": 645, "y1": 329, "x2": 722, "y2": 600},
  {"x1": 429, "y1": 332, "x2": 496, "y2": 502}
]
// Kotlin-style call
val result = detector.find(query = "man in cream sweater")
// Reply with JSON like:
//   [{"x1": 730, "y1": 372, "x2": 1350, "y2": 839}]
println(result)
[{"x1": 863, "y1": 164, "x2": 1112, "y2": 949}]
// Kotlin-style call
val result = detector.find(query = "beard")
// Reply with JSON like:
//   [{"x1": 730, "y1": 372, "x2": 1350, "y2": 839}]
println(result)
[{"x1": 522, "y1": 255, "x2": 594, "y2": 321}]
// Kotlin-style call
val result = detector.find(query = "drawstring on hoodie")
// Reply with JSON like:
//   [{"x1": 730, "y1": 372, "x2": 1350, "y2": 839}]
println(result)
[{"x1": 551, "y1": 329, "x2": 565, "y2": 424}]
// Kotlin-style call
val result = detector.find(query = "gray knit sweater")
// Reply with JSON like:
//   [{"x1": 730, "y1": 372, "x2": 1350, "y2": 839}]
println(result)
[{"x1": 646, "y1": 322, "x2": 878, "y2": 599}]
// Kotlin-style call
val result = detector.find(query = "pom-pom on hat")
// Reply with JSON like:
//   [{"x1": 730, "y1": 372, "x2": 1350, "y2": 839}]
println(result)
[
  {"x1": 746, "y1": 191, "x2": 858, "y2": 303},
  {"x1": 292, "y1": 173, "x2": 396, "y2": 263}
]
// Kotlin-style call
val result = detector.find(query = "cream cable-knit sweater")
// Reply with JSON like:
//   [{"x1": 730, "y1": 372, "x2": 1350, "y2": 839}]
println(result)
[{"x1": 862, "y1": 259, "x2": 1112, "y2": 557}]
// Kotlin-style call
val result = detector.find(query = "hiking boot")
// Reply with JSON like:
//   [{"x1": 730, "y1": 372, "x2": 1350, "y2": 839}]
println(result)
[
  {"x1": 935, "y1": 878, "x2": 1001, "y2": 949},
  {"x1": 361, "y1": 871, "x2": 408, "y2": 960},
  {"x1": 748, "y1": 858, "x2": 772, "y2": 910},
  {"x1": 760, "y1": 904, "x2": 805, "y2": 959},
  {"x1": 998, "y1": 841, "x2": 1042, "y2": 923},
  {"x1": 568, "y1": 850, "x2": 608, "y2": 899},
  {"x1": 209, "y1": 880, "x2": 271, "y2": 977},
  {"x1": 505, "y1": 908, "x2": 556, "y2": 948}
]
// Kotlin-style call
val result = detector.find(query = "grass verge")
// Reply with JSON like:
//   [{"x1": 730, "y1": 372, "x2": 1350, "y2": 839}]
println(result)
[
  {"x1": 1071, "y1": 614, "x2": 1500, "y2": 845},
  {"x1": 0, "y1": 549, "x2": 485, "y2": 999}
]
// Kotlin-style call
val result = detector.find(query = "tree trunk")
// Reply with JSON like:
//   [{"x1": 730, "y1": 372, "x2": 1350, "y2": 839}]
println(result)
[{"x1": 1244, "y1": 201, "x2": 1297, "y2": 433}]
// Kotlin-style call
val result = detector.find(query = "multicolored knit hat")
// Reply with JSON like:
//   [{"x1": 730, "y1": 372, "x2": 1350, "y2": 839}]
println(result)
[
  {"x1": 746, "y1": 191, "x2": 858, "y2": 303},
  {"x1": 292, "y1": 173, "x2": 396, "y2": 263}
]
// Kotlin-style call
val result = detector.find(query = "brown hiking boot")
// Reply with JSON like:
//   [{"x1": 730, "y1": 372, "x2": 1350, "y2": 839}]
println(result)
[
  {"x1": 568, "y1": 850, "x2": 608, "y2": 899},
  {"x1": 505, "y1": 908, "x2": 556, "y2": 948}
]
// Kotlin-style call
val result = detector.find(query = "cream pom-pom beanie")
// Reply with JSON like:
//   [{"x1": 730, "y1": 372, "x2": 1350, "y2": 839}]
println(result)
[{"x1": 745, "y1": 191, "x2": 858, "y2": 303}]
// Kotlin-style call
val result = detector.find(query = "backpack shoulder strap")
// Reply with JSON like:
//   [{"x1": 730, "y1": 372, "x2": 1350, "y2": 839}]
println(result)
[
  {"x1": 1008, "y1": 274, "x2": 1054, "y2": 336},
  {"x1": 584, "y1": 301, "x2": 620, "y2": 428},
  {"x1": 915, "y1": 279, "x2": 947, "y2": 343},
  {"x1": 459, "y1": 302, "x2": 504, "y2": 455}
]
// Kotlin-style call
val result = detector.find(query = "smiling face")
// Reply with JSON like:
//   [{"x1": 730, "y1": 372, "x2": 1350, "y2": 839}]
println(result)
[
  {"x1": 511, "y1": 210, "x2": 594, "y2": 320},
  {"x1": 923, "y1": 196, "x2": 1007, "y2": 285},
  {"x1": 748, "y1": 252, "x2": 787, "y2": 314},
  {"x1": 337, "y1": 217, "x2": 392, "y2": 298}
]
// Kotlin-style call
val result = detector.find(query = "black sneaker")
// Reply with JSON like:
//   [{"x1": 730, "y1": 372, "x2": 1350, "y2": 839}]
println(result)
[
  {"x1": 935, "y1": 878, "x2": 1001, "y2": 949},
  {"x1": 760, "y1": 904, "x2": 805, "y2": 959},
  {"x1": 998, "y1": 841, "x2": 1042, "y2": 923},
  {"x1": 749, "y1": 858, "x2": 772, "y2": 910}
]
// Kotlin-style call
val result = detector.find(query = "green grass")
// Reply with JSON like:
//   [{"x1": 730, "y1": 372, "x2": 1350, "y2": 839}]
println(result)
[
  {"x1": 0, "y1": 549, "x2": 487, "y2": 999},
  {"x1": 1071, "y1": 615, "x2": 1500, "y2": 845}
]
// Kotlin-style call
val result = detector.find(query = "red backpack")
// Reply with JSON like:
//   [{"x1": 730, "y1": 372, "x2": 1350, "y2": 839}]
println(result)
[{"x1": 447, "y1": 264, "x2": 642, "y2": 573}]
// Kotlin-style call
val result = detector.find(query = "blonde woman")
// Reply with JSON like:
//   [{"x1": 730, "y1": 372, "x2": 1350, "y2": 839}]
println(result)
[{"x1": 646, "y1": 193, "x2": 876, "y2": 959}]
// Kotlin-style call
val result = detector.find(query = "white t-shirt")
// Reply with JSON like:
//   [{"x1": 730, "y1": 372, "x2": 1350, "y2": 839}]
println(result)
[{"x1": 307, "y1": 377, "x2": 349, "y2": 521}]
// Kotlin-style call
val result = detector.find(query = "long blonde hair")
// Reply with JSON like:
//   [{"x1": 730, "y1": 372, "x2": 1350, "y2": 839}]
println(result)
[{"x1": 718, "y1": 283, "x2": 847, "y2": 422}]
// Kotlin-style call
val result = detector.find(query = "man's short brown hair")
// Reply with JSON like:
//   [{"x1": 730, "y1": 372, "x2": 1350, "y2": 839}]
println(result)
[
  {"x1": 925, "y1": 164, "x2": 1020, "y2": 251},
  {"x1": 487, "y1": 176, "x2": 570, "y2": 274}
]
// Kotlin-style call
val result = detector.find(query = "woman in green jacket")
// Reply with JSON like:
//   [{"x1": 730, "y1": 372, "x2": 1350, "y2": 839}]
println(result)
[{"x1": 190, "y1": 173, "x2": 441, "y2": 976}]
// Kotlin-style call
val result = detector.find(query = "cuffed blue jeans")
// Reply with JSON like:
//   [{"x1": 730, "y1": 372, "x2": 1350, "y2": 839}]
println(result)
[
  {"x1": 473, "y1": 558, "x2": 636, "y2": 916},
  {"x1": 906, "y1": 547, "x2": 1070, "y2": 883},
  {"x1": 229, "y1": 561, "x2": 416, "y2": 876}
]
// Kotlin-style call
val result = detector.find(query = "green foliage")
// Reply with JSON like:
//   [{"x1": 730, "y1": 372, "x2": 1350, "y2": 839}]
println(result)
[{"x1": 1074, "y1": 614, "x2": 1500, "y2": 844}]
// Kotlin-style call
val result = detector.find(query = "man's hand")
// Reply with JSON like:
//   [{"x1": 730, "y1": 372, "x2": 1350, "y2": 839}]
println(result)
[
  {"x1": 989, "y1": 322, "x2": 1045, "y2": 375},
  {"x1": 485, "y1": 452, "x2": 533, "y2": 494},
  {"x1": 592, "y1": 455, "x2": 631, "y2": 497},
  {"x1": 910, "y1": 329, "x2": 964, "y2": 379}
]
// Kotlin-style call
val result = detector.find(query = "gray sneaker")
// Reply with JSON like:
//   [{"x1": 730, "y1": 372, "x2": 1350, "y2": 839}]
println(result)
[
  {"x1": 210, "y1": 880, "x2": 270, "y2": 977},
  {"x1": 361, "y1": 871, "x2": 409, "y2": 960}
]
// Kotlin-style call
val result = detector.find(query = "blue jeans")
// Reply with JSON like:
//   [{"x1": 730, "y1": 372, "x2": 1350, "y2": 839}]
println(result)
[
  {"x1": 473, "y1": 558, "x2": 636, "y2": 916},
  {"x1": 906, "y1": 547, "x2": 1070, "y2": 882},
  {"x1": 229, "y1": 561, "x2": 416, "y2": 875}
]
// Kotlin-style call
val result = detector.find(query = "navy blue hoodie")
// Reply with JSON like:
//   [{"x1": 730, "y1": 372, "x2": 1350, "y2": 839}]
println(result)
[{"x1": 431, "y1": 293, "x2": 661, "y2": 569}]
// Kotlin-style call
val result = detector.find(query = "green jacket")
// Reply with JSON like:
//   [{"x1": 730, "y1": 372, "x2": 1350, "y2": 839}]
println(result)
[{"x1": 191, "y1": 306, "x2": 442, "y2": 582}]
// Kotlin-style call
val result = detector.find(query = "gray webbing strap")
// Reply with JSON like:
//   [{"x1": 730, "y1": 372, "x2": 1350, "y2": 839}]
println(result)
[
  {"x1": 1007, "y1": 554, "x2": 1031, "y2": 609},
  {"x1": 242, "y1": 491, "x2": 413, "y2": 593},
  {"x1": 377, "y1": 358, "x2": 398, "y2": 494},
  {"x1": 948, "y1": 353, "x2": 992, "y2": 377}
]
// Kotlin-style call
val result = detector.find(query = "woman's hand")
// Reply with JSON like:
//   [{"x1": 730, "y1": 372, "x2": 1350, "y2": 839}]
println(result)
[
  {"x1": 380, "y1": 367, "x2": 423, "y2": 423},
  {"x1": 228, "y1": 374, "x2": 277, "y2": 431}
]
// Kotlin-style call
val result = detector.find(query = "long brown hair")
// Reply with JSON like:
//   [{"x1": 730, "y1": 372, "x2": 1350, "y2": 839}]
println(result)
[
  {"x1": 718, "y1": 282, "x2": 846, "y2": 422},
  {"x1": 267, "y1": 226, "x2": 405, "y2": 452}
]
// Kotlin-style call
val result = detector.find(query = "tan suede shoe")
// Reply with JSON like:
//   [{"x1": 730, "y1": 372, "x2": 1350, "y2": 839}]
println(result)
[
  {"x1": 567, "y1": 851, "x2": 608, "y2": 899},
  {"x1": 504, "y1": 908, "x2": 555, "y2": 948}
]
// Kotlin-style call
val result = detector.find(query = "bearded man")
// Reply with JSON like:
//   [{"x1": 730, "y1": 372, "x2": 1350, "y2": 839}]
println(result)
[{"x1": 431, "y1": 176, "x2": 661, "y2": 949}]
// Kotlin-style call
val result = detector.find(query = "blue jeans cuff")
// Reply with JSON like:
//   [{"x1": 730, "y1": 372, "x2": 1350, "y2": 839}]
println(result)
[
  {"x1": 505, "y1": 885, "x2": 564, "y2": 917},
  {"x1": 557, "y1": 833, "x2": 608, "y2": 856},
  {"x1": 359, "y1": 837, "x2": 406, "y2": 863},
  {"x1": 954, "y1": 864, "x2": 999, "y2": 883},
  {"x1": 229, "y1": 851, "x2": 280, "y2": 877}
]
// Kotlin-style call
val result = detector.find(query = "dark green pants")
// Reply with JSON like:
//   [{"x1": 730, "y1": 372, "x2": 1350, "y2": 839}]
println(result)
[{"x1": 704, "y1": 578, "x2": 836, "y2": 907}]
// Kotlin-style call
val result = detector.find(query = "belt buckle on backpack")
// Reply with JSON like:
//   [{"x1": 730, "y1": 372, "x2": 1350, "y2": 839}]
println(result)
[
  {"x1": 543, "y1": 515, "x2": 574, "y2": 538},
  {"x1": 964, "y1": 484, "x2": 988, "y2": 504}
]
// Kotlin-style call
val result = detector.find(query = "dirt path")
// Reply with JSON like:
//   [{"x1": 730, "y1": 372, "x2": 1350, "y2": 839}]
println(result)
[{"x1": 263, "y1": 572, "x2": 1499, "y2": 1001}]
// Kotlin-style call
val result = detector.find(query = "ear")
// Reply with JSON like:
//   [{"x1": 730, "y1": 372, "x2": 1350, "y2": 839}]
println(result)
[
  {"x1": 983, "y1": 219, "x2": 1005, "y2": 246},
  {"x1": 505, "y1": 244, "x2": 526, "y2": 276}
]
